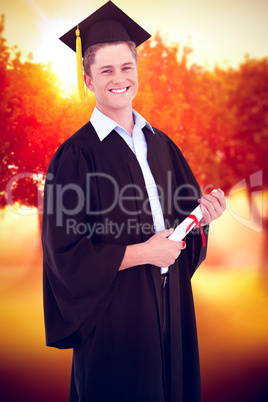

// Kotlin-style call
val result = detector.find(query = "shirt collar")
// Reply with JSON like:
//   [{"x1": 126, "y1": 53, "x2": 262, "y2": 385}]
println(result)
[{"x1": 90, "y1": 107, "x2": 154, "y2": 141}]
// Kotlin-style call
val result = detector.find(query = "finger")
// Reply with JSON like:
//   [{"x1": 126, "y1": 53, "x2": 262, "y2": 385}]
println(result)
[
  {"x1": 179, "y1": 241, "x2": 186, "y2": 250},
  {"x1": 199, "y1": 195, "x2": 218, "y2": 215},
  {"x1": 217, "y1": 188, "x2": 225, "y2": 194},
  {"x1": 215, "y1": 190, "x2": 227, "y2": 209},
  {"x1": 199, "y1": 203, "x2": 213, "y2": 222},
  {"x1": 170, "y1": 240, "x2": 186, "y2": 249},
  {"x1": 209, "y1": 192, "x2": 226, "y2": 213},
  {"x1": 208, "y1": 189, "x2": 226, "y2": 209},
  {"x1": 200, "y1": 195, "x2": 225, "y2": 221},
  {"x1": 163, "y1": 228, "x2": 174, "y2": 238},
  {"x1": 200, "y1": 192, "x2": 226, "y2": 213},
  {"x1": 200, "y1": 199, "x2": 219, "y2": 221}
]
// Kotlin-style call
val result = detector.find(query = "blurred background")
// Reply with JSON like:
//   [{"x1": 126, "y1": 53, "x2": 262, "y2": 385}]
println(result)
[{"x1": 0, "y1": 1, "x2": 267, "y2": 401}]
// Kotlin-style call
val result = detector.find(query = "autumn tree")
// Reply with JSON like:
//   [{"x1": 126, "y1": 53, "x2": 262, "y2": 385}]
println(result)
[
  {"x1": 135, "y1": 34, "x2": 267, "y2": 193},
  {"x1": 0, "y1": 15, "x2": 94, "y2": 212},
  {"x1": 134, "y1": 35, "x2": 268, "y2": 274},
  {"x1": 134, "y1": 34, "x2": 235, "y2": 189},
  {"x1": 221, "y1": 57, "x2": 268, "y2": 272},
  {"x1": 1, "y1": 16, "x2": 267, "y2": 271}
]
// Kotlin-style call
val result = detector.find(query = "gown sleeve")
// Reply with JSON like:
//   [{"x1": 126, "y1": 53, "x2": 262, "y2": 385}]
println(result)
[
  {"x1": 167, "y1": 137, "x2": 209, "y2": 277},
  {"x1": 42, "y1": 142, "x2": 126, "y2": 349}
]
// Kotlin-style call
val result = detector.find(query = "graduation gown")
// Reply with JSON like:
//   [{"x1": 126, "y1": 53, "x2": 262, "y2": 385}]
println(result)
[{"x1": 42, "y1": 121, "x2": 208, "y2": 402}]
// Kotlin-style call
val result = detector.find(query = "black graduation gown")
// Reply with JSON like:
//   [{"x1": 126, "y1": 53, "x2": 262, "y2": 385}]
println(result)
[{"x1": 42, "y1": 121, "x2": 208, "y2": 402}]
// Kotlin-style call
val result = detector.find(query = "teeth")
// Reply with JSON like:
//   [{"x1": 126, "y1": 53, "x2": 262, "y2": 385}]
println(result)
[{"x1": 111, "y1": 88, "x2": 127, "y2": 93}]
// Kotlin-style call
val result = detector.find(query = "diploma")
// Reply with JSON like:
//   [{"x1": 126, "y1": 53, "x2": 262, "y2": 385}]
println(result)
[
  {"x1": 168, "y1": 205, "x2": 203, "y2": 241},
  {"x1": 168, "y1": 189, "x2": 217, "y2": 243}
]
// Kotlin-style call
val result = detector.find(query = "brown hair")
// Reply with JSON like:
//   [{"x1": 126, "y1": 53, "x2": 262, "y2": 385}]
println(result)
[{"x1": 83, "y1": 41, "x2": 138, "y2": 77}]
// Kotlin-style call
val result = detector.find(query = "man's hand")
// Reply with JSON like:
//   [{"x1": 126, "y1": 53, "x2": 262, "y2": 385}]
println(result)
[
  {"x1": 119, "y1": 229, "x2": 186, "y2": 271},
  {"x1": 143, "y1": 229, "x2": 186, "y2": 267},
  {"x1": 198, "y1": 188, "x2": 226, "y2": 226}
]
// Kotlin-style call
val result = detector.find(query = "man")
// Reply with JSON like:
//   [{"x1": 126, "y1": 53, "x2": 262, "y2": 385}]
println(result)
[{"x1": 42, "y1": 2, "x2": 226, "y2": 402}]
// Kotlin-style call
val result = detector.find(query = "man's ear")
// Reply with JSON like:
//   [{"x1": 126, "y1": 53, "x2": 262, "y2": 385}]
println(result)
[{"x1": 84, "y1": 74, "x2": 94, "y2": 92}]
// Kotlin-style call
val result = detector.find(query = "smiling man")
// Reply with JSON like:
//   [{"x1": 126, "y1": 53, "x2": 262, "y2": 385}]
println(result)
[
  {"x1": 42, "y1": 2, "x2": 226, "y2": 402},
  {"x1": 84, "y1": 41, "x2": 139, "y2": 133}
]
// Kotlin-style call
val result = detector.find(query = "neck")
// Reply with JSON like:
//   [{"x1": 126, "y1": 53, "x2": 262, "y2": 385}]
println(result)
[{"x1": 97, "y1": 106, "x2": 135, "y2": 135}]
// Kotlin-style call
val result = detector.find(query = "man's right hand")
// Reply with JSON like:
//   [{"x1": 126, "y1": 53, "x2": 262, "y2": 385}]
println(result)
[
  {"x1": 143, "y1": 229, "x2": 186, "y2": 267},
  {"x1": 119, "y1": 228, "x2": 186, "y2": 271}
]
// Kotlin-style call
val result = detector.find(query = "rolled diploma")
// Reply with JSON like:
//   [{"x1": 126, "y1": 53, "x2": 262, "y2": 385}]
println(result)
[
  {"x1": 168, "y1": 189, "x2": 217, "y2": 242},
  {"x1": 168, "y1": 205, "x2": 203, "y2": 242}
]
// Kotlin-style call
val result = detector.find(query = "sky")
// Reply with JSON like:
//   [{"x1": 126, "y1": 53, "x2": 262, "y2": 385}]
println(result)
[{"x1": 1, "y1": 0, "x2": 268, "y2": 88}]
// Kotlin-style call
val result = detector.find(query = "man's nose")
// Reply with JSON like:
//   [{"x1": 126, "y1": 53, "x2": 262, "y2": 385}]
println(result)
[{"x1": 112, "y1": 70, "x2": 124, "y2": 84}]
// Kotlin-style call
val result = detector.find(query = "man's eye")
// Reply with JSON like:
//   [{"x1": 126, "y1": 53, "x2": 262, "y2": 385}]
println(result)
[
  {"x1": 102, "y1": 70, "x2": 111, "y2": 74},
  {"x1": 123, "y1": 67, "x2": 131, "y2": 71}
]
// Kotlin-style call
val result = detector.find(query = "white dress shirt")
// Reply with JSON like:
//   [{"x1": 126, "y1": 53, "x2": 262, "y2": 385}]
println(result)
[{"x1": 90, "y1": 107, "x2": 168, "y2": 273}]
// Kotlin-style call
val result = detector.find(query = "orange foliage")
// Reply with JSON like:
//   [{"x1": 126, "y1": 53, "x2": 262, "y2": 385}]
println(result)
[
  {"x1": 135, "y1": 34, "x2": 268, "y2": 192},
  {"x1": 0, "y1": 16, "x2": 267, "y2": 209}
]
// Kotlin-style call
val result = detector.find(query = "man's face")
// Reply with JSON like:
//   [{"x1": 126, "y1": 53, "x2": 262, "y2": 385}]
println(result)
[{"x1": 84, "y1": 43, "x2": 138, "y2": 116}]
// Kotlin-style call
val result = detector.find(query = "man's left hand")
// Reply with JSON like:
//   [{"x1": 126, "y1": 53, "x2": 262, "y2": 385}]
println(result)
[{"x1": 198, "y1": 188, "x2": 226, "y2": 225}]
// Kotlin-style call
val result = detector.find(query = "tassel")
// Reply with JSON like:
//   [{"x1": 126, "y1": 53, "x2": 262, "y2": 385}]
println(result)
[{"x1": 76, "y1": 25, "x2": 85, "y2": 100}]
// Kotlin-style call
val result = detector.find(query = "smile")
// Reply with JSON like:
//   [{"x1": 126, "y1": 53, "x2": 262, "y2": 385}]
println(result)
[{"x1": 110, "y1": 87, "x2": 129, "y2": 94}]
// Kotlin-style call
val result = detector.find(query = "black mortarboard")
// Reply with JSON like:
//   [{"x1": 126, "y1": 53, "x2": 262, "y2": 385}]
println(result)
[{"x1": 59, "y1": 1, "x2": 151, "y2": 56}]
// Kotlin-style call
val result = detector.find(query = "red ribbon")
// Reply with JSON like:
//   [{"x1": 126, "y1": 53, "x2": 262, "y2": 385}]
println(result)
[{"x1": 185, "y1": 214, "x2": 206, "y2": 247}]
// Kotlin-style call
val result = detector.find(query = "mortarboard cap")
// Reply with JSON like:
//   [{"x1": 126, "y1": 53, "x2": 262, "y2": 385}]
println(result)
[
  {"x1": 59, "y1": 1, "x2": 151, "y2": 56},
  {"x1": 59, "y1": 1, "x2": 151, "y2": 99}
]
